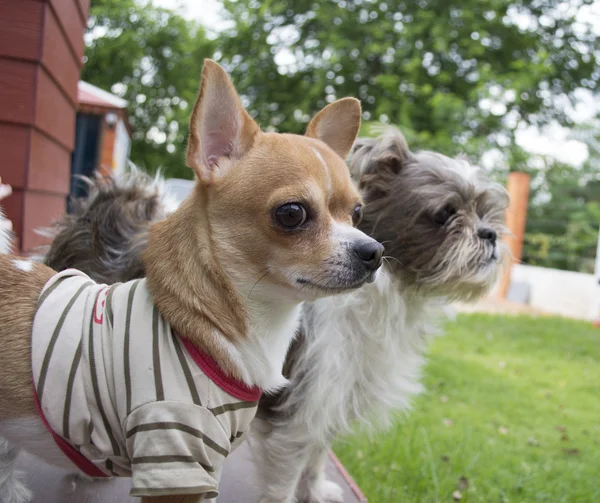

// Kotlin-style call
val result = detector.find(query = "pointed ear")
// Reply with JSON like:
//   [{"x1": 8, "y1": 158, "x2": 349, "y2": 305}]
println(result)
[
  {"x1": 186, "y1": 59, "x2": 260, "y2": 184},
  {"x1": 305, "y1": 98, "x2": 361, "y2": 159}
]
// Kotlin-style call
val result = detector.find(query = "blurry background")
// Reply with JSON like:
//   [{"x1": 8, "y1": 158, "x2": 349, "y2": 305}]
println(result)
[{"x1": 84, "y1": 0, "x2": 600, "y2": 276}]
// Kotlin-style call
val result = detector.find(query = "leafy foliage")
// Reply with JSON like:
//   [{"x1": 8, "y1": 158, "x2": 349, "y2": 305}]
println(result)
[
  {"x1": 220, "y1": 0, "x2": 599, "y2": 160},
  {"x1": 523, "y1": 154, "x2": 600, "y2": 273},
  {"x1": 81, "y1": 0, "x2": 600, "y2": 271},
  {"x1": 217, "y1": 0, "x2": 600, "y2": 273},
  {"x1": 83, "y1": 0, "x2": 215, "y2": 178}
]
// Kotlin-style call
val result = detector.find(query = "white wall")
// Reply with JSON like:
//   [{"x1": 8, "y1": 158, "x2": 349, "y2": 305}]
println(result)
[
  {"x1": 112, "y1": 119, "x2": 131, "y2": 177},
  {"x1": 164, "y1": 178, "x2": 194, "y2": 204},
  {"x1": 508, "y1": 263, "x2": 599, "y2": 321}
]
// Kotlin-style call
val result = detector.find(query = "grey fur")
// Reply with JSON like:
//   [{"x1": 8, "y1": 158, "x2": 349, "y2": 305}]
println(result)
[
  {"x1": 349, "y1": 128, "x2": 509, "y2": 300},
  {"x1": 38, "y1": 169, "x2": 174, "y2": 283},
  {"x1": 0, "y1": 439, "x2": 31, "y2": 503},
  {"x1": 259, "y1": 128, "x2": 509, "y2": 420}
]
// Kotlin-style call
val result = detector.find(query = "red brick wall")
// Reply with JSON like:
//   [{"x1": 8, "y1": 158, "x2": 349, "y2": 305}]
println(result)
[{"x1": 0, "y1": 0, "x2": 89, "y2": 253}]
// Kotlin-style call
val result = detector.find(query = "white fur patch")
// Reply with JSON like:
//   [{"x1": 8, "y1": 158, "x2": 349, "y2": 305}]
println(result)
[
  {"x1": 311, "y1": 147, "x2": 326, "y2": 167},
  {"x1": 250, "y1": 267, "x2": 449, "y2": 501},
  {"x1": 312, "y1": 147, "x2": 332, "y2": 193},
  {"x1": 229, "y1": 279, "x2": 303, "y2": 393},
  {"x1": 12, "y1": 260, "x2": 33, "y2": 272},
  {"x1": 452, "y1": 158, "x2": 480, "y2": 181},
  {"x1": 291, "y1": 268, "x2": 442, "y2": 439},
  {"x1": 0, "y1": 416, "x2": 80, "y2": 472},
  {"x1": 330, "y1": 219, "x2": 366, "y2": 243}
]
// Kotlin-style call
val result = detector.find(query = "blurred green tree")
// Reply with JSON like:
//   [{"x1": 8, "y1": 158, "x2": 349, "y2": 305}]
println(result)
[
  {"x1": 523, "y1": 127, "x2": 600, "y2": 272},
  {"x1": 82, "y1": 0, "x2": 599, "y2": 271},
  {"x1": 219, "y1": 0, "x2": 598, "y2": 162},
  {"x1": 83, "y1": 0, "x2": 215, "y2": 178},
  {"x1": 218, "y1": 0, "x2": 599, "y2": 272}
]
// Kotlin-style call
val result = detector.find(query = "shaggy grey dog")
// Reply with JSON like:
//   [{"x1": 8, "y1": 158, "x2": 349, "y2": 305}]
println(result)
[{"x1": 38, "y1": 129, "x2": 509, "y2": 503}]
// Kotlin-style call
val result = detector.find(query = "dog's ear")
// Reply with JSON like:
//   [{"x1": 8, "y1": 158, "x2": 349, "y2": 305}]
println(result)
[
  {"x1": 305, "y1": 98, "x2": 361, "y2": 159},
  {"x1": 373, "y1": 153, "x2": 403, "y2": 174},
  {"x1": 186, "y1": 59, "x2": 260, "y2": 184},
  {"x1": 373, "y1": 128, "x2": 412, "y2": 174},
  {"x1": 348, "y1": 128, "x2": 412, "y2": 182}
]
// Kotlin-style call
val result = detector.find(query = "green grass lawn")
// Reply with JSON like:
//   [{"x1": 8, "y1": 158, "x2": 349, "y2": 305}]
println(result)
[{"x1": 334, "y1": 314, "x2": 600, "y2": 503}]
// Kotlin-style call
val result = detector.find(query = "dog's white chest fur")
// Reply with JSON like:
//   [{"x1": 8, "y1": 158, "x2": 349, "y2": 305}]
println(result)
[
  {"x1": 289, "y1": 268, "x2": 445, "y2": 443},
  {"x1": 235, "y1": 298, "x2": 302, "y2": 393}
]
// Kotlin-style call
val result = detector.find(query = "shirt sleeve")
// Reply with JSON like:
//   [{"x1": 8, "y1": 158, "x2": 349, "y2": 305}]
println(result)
[{"x1": 124, "y1": 400, "x2": 232, "y2": 498}]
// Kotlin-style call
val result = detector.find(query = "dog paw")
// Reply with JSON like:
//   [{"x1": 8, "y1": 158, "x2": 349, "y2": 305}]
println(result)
[
  {"x1": 299, "y1": 479, "x2": 344, "y2": 503},
  {"x1": 0, "y1": 473, "x2": 33, "y2": 503}
]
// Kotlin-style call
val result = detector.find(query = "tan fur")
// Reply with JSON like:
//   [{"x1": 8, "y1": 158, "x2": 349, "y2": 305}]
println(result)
[
  {"x1": 0, "y1": 256, "x2": 55, "y2": 419},
  {"x1": 186, "y1": 60, "x2": 260, "y2": 184},
  {"x1": 144, "y1": 183, "x2": 250, "y2": 378},
  {"x1": 305, "y1": 97, "x2": 362, "y2": 159},
  {"x1": 145, "y1": 60, "x2": 364, "y2": 381}
]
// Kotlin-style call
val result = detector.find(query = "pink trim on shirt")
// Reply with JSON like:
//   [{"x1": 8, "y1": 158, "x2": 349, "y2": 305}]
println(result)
[
  {"x1": 33, "y1": 386, "x2": 109, "y2": 479},
  {"x1": 179, "y1": 337, "x2": 262, "y2": 402}
]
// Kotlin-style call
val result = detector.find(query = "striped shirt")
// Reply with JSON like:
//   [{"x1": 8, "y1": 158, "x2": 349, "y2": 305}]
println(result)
[{"x1": 31, "y1": 270, "x2": 260, "y2": 498}]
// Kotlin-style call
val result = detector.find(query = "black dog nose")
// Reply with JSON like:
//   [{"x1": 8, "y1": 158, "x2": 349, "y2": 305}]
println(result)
[
  {"x1": 354, "y1": 241, "x2": 384, "y2": 271},
  {"x1": 477, "y1": 228, "x2": 497, "y2": 243}
]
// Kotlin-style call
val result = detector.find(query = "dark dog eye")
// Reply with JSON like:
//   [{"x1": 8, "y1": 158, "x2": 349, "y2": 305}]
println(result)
[
  {"x1": 434, "y1": 206, "x2": 456, "y2": 226},
  {"x1": 275, "y1": 203, "x2": 307, "y2": 229},
  {"x1": 352, "y1": 205, "x2": 364, "y2": 227}
]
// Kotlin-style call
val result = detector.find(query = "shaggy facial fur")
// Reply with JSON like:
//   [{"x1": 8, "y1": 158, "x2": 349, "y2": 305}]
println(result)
[
  {"x1": 34, "y1": 128, "x2": 509, "y2": 503},
  {"x1": 350, "y1": 130, "x2": 509, "y2": 300}
]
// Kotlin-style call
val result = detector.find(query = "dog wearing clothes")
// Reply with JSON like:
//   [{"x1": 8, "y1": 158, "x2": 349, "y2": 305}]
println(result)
[{"x1": 0, "y1": 60, "x2": 383, "y2": 503}]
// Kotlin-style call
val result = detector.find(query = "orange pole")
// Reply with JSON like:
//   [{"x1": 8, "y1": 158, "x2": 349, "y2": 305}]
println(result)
[
  {"x1": 99, "y1": 119, "x2": 117, "y2": 177},
  {"x1": 497, "y1": 172, "x2": 531, "y2": 299},
  {"x1": 594, "y1": 225, "x2": 600, "y2": 327}
]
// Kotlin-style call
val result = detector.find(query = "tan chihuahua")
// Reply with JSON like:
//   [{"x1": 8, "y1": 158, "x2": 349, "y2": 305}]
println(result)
[{"x1": 0, "y1": 60, "x2": 383, "y2": 503}]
